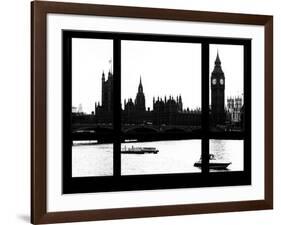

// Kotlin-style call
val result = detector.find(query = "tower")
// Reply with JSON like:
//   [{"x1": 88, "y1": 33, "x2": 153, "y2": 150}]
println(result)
[
  {"x1": 135, "y1": 76, "x2": 146, "y2": 111},
  {"x1": 227, "y1": 97, "x2": 234, "y2": 110},
  {"x1": 101, "y1": 70, "x2": 113, "y2": 112},
  {"x1": 178, "y1": 95, "x2": 183, "y2": 112},
  {"x1": 211, "y1": 51, "x2": 225, "y2": 124},
  {"x1": 101, "y1": 71, "x2": 105, "y2": 107}
]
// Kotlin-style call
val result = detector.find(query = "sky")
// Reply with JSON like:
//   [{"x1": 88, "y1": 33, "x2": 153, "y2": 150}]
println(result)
[
  {"x1": 72, "y1": 38, "x2": 113, "y2": 114},
  {"x1": 72, "y1": 38, "x2": 244, "y2": 114},
  {"x1": 121, "y1": 40, "x2": 201, "y2": 111}
]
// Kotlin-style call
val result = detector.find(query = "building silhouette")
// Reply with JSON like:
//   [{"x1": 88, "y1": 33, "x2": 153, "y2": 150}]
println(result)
[
  {"x1": 86, "y1": 71, "x2": 202, "y2": 127},
  {"x1": 134, "y1": 77, "x2": 146, "y2": 112},
  {"x1": 210, "y1": 52, "x2": 244, "y2": 130},
  {"x1": 94, "y1": 70, "x2": 114, "y2": 123},
  {"x1": 226, "y1": 96, "x2": 244, "y2": 127},
  {"x1": 211, "y1": 52, "x2": 225, "y2": 125},
  {"x1": 73, "y1": 53, "x2": 244, "y2": 132}
]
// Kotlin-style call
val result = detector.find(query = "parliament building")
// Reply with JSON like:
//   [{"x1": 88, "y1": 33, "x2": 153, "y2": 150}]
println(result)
[
  {"x1": 93, "y1": 73, "x2": 201, "y2": 127},
  {"x1": 73, "y1": 52, "x2": 243, "y2": 131}
]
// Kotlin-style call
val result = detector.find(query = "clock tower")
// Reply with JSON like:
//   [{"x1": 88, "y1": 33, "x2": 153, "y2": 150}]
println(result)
[{"x1": 211, "y1": 52, "x2": 225, "y2": 125}]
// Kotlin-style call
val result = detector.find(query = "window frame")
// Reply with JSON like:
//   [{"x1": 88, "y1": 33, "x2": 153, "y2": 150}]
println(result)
[{"x1": 62, "y1": 30, "x2": 251, "y2": 194}]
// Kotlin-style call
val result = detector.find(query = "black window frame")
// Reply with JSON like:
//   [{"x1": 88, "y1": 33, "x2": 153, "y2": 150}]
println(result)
[{"x1": 63, "y1": 30, "x2": 251, "y2": 194}]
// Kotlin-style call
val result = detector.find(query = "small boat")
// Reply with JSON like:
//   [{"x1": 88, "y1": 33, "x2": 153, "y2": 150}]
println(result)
[
  {"x1": 194, "y1": 154, "x2": 231, "y2": 170},
  {"x1": 121, "y1": 146, "x2": 159, "y2": 154}
]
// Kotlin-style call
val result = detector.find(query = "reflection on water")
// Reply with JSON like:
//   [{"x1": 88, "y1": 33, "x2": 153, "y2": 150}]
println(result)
[
  {"x1": 121, "y1": 140, "x2": 201, "y2": 175},
  {"x1": 71, "y1": 139, "x2": 244, "y2": 177},
  {"x1": 210, "y1": 140, "x2": 244, "y2": 172}
]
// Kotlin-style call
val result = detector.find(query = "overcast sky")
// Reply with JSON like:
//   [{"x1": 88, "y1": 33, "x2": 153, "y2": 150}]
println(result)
[
  {"x1": 72, "y1": 38, "x2": 244, "y2": 114},
  {"x1": 121, "y1": 40, "x2": 201, "y2": 111},
  {"x1": 72, "y1": 38, "x2": 113, "y2": 114}
]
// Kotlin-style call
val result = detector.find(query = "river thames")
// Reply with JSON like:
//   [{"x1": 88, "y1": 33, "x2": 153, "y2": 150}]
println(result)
[{"x1": 72, "y1": 139, "x2": 243, "y2": 177}]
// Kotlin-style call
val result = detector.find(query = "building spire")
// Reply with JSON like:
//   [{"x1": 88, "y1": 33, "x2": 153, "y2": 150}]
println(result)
[
  {"x1": 211, "y1": 49, "x2": 224, "y2": 75},
  {"x1": 215, "y1": 49, "x2": 221, "y2": 65},
  {"x1": 102, "y1": 70, "x2": 105, "y2": 81},
  {"x1": 138, "y1": 75, "x2": 143, "y2": 93}
]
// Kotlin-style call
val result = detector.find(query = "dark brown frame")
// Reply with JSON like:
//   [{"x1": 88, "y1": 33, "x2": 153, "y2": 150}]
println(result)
[{"x1": 31, "y1": 1, "x2": 273, "y2": 224}]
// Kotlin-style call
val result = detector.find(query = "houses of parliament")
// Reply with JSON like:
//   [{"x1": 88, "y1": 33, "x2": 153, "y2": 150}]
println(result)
[
  {"x1": 93, "y1": 71, "x2": 201, "y2": 127},
  {"x1": 73, "y1": 52, "x2": 243, "y2": 130}
]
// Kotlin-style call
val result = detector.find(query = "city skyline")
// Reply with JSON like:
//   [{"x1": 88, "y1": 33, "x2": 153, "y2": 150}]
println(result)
[
  {"x1": 90, "y1": 75, "x2": 201, "y2": 112},
  {"x1": 72, "y1": 42, "x2": 244, "y2": 141},
  {"x1": 72, "y1": 39, "x2": 244, "y2": 114},
  {"x1": 73, "y1": 72, "x2": 243, "y2": 115}
]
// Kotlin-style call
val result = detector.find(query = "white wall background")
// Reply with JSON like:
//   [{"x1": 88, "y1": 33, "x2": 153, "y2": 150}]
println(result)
[{"x1": 0, "y1": 0, "x2": 279, "y2": 224}]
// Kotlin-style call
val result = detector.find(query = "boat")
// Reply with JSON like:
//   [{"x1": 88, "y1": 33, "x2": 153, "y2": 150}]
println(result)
[
  {"x1": 121, "y1": 146, "x2": 159, "y2": 154},
  {"x1": 194, "y1": 154, "x2": 231, "y2": 170}
]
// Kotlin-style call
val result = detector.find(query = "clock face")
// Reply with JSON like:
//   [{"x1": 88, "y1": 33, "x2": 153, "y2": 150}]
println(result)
[
  {"x1": 220, "y1": 79, "x2": 224, "y2": 85},
  {"x1": 212, "y1": 79, "x2": 217, "y2": 85}
]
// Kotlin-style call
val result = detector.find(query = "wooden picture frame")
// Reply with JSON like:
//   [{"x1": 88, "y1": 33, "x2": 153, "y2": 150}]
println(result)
[{"x1": 31, "y1": 1, "x2": 273, "y2": 224}]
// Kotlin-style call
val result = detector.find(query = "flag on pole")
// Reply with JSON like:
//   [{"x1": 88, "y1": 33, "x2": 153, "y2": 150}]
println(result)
[{"x1": 109, "y1": 59, "x2": 113, "y2": 72}]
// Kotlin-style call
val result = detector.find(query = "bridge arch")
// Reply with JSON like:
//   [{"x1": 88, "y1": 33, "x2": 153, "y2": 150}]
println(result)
[
  {"x1": 163, "y1": 127, "x2": 190, "y2": 133},
  {"x1": 124, "y1": 126, "x2": 159, "y2": 134}
]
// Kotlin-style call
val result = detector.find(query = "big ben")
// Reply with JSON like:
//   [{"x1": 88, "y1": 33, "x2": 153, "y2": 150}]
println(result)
[{"x1": 211, "y1": 52, "x2": 225, "y2": 125}]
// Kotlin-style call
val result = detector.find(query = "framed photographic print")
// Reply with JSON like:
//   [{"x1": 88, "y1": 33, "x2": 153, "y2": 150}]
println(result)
[{"x1": 31, "y1": 1, "x2": 273, "y2": 224}]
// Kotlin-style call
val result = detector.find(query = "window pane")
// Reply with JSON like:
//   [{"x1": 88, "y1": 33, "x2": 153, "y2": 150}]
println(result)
[
  {"x1": 72, "y1": 38, "x2": 114, "y2": 177},
  {"x1": 209, "y1": 139, "x2": 244, "y2": 172},
  {"x1": 121, "y1": 140, "x2": 201, "y2": 175},
  {"x1": 72, "y1": 143, "x2": 113, "y2": 177},
  {"x1": 121, "y1": 40, "x2": 202, "y2": 175},
  {"x1": 209, "y1": 44, "x2": 244, "y2": 132}
]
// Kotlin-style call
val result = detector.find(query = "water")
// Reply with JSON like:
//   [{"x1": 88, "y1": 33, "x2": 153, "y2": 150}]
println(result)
[
  {"x1": 72, "y1": 143, "x2": 113, "y2": 177},
  {"x1": 210, "y1": 139, "x2": 244, "y2": 172},
  {"x1": 72, "y1": 139, "x2": 244, "y2": 177},
  {"x1": 121, "y1": 140, "x2": 201, "y2": 175}
]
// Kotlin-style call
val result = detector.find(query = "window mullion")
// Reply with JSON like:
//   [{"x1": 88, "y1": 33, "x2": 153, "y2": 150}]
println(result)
[
  {"x1": 113, "y1": 38, "x2": 121, "y2": 176},
  {"x1": 201, "y1": 43, "x2": 210, "y2": 173}
]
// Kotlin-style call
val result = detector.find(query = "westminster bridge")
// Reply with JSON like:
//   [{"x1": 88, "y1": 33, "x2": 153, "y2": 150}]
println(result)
[{"x1": 72, "y1": 123, "x2": 201, "y2": 142}]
